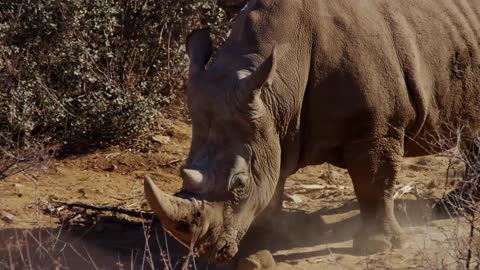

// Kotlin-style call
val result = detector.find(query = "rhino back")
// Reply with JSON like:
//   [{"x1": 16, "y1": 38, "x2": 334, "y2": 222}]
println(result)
[{"x1": 299, "y1": 0, "x2": 480, "y2": 164}]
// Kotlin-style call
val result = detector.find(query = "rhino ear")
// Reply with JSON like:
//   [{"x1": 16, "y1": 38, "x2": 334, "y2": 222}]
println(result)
[
  {"x1": 187, "y1": 29, "x2": 213, "y2": 76},
  {"x1": 241, "y1": 45, "x2": 277, "y2": 94}
]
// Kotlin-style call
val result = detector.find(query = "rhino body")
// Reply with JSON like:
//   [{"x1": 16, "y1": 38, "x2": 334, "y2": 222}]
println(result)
[{"x1": 145, "y1": 0, "x2": 480, "y2": 266}]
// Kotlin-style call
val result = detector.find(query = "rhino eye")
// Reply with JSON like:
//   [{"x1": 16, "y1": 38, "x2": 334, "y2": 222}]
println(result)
[{"x1": 229, "y1": 173, "x2": 247, "y2": 193}]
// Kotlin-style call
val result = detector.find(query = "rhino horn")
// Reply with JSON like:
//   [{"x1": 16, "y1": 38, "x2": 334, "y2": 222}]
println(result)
[{"x1": 144, "y1": 175, "x2": 214, "y2": 242}]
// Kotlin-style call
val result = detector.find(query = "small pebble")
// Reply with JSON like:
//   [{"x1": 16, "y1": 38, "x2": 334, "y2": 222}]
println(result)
[{"x1": 2, "y1": 213, "x2": 15, "y2": 224}]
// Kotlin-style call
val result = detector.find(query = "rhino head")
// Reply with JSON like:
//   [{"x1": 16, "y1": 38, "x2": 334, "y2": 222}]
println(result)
[{"x1": 145, "y1": 29, "x2": 282, "y2": 261}]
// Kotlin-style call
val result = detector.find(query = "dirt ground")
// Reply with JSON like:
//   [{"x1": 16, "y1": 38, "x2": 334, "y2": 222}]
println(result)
[{"x1": 1, "y1": 117, "x2": 478, "y2": 270}]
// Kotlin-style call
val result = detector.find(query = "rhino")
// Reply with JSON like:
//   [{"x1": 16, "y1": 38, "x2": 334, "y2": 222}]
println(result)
[{"x1": 145, "y1": 0, "x2": 480, "y2": 267}]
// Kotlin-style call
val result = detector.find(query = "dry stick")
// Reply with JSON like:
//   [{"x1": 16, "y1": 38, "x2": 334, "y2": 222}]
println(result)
[
  {"x1": 52, "y1": 222, "x2": 64, "y2": 250},
  {"x1": 64, "y1": 243, "x2": 91, "y2": 264},
  {"x1": 21, "y1": 172, "x2": 40, "y2": 225},
  {"x1": 84, "y1": 247, "x2": 100, "y2": 270},
  {"x1": 131, "y1": 250, "x2": 135, "y2": 270},
  {"x1": 14, "y1": 229, "x2": 26, "y2": 267},
  {"x1": 155, "y1": 231, "x2": 171, "y2": 270},
  {"x1": 54, "y1": 201, "x2": 155, "y2": 220},
  {"x1": 24, "y1": 230, "x2": 33, "y2": 270},
  {"x1": 7, "y1": 244, "x2": 14, "y2": 270},
  {"x1": 158, "y1": 158, "x2": 185, "y2": 167},
  {"x1": 182, "y1": 228, "x2": 200, "y2": 270},
  {"x1": 167, "y1": 30, "x2": 172, "y2": 82},
  {"x1": 140, "y1": 219, "x2": 155, "y2": 270},
  {"x1": 163, "y1": 229, "x2": 174, "y2": 270},
  {"x1": 0, "y1": 161, "x2": 18, "y2": 179},
  {"x1": 326, "y1": 245, "x2": 341, "y2": 270},
  {"x1": 466, "y1": 214, "x2": 475, "y2": 270},
  {"x1": 115, "y1": 255, "x2": 122, "y2": 270},
  {"x1": 444, "y1": 158, "x2": 456, "y2": 198},
  {"x1": 477, "y1": 251, "x2": 480, "y2": 270},
  {"x1": 141, "y1": 225, "x2": 147, "y2": 270},
  {"x1": 26, "y1": 231, "x2": 58, "y2": 264},
  {"x1": 37, "y1": 228, "x2": 43, "y2": 261},
  {"x1": 155, "y1": 229, "x2": 174, "y2": 270}
]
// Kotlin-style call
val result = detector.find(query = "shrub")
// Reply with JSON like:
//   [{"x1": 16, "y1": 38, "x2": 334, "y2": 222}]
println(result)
[{"x1": 0, "y1": 0, "x2": 229, "y2": 148}]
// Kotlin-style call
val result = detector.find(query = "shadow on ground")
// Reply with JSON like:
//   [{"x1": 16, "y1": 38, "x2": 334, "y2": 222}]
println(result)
[
  {"x1": 0, "y1": 198, "x2": 452, "y2": 269},
  {"x1": 242, "y1": 197, "x2": 452, "y2": 263}
]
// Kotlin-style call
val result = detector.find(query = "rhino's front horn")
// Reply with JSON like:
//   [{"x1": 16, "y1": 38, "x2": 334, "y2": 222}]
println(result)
[{"x1": 144, "y1": 175, "x2": 215, "y2": 242}]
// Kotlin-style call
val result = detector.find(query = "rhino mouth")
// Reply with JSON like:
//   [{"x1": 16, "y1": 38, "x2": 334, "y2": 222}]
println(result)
[{"x1": 144, "y1": 175, "x2": 241, "y2": 262}]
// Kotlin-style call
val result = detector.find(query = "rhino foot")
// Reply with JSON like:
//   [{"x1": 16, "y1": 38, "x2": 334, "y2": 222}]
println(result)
[
  {"x1": 353, "y1": 229, "x2": 408, "y2": 255},
  {"x1": 236, "y1": 250, "x2": 276, "y2": 270}
]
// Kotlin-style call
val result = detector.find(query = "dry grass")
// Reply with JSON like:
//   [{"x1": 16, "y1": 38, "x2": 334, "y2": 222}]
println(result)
[
  {"x1": 0, "y1": 215, "x2": 206, "y2": 270},
  {"x1": 400, "y1": 129, "x2": 480, "y2": 270}
]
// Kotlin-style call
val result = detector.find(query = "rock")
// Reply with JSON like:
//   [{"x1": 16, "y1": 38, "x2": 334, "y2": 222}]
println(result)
[
  {"x1": 105, "y1": 164, "x2": 117, "y2": 172},
  {"x1": 152, "y1": 135, "x2": 171, "y2": 144},
  {"x1": 320, "y1": 169, "x2": 346, "y2": 182},
  {"x1": 13, "y1": 183, "x2": 24, "y2": 197},
  {"x1": 284, "y1": 194, "x2": 304, "y2": 204},
  {"x1": 105, "y1": 152, "x2": 121, "y2": 159},
  {"x1": 78, "y1": 188, "x2": 89, "y2": 198},
  {"x1": 1, "y1": 213, "x2": 15, "y2": 224}
]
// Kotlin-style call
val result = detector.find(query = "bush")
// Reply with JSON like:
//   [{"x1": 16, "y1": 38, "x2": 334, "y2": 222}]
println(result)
[{"x1": 0, "y1": 0, "x2": 229, "y2": 148}]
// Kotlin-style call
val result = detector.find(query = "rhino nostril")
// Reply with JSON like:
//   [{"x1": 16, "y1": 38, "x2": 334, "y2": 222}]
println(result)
[{"x1": 181, "y1": 168, "x2": 205, "y2": 191}]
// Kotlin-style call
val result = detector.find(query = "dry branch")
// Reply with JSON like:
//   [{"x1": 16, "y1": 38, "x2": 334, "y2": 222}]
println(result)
[
  {"x1": 296, "y1": 184, "x2": 351, "y2": 190},
  {"x1": 52, "y1": 201, "x2": 155, "y2": 220}
]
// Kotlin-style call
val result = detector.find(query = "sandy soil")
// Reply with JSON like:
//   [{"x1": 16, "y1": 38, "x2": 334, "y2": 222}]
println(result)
[{"x1": 1, "y1": 118, "x2": 478, "y2": 269}]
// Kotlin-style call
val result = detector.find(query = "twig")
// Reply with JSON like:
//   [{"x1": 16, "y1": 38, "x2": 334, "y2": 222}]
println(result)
[
  {"x1": 0, "y1": 161, "x2": 18, "y2": 180},
  {"x1": 84, "y1": 247, "x2": 100, "y2": 270},
  {"x1": 7, "y1": 244, "x2": 13, "y2": 270},
  {"x1": 140, "y1": 219, "x2": 155, "y2": 270},
  {"x1": 296, "y1": 184, "x2": 351, "y2": 191},
  {"x1": 21, "y1": 172, "x2": 40, "y2": 225},
  {"x1": 160, "y1": 158, "x2": 184, "y2": 167},
  {"x1": 52, "y1": 201, "x2": 155, "y2": 220},
  {"x1": 466, "y1": 210, "x2": 478, "y2": 269},
  {"x1": 156, "y1": 230, "x2": 173, "y2": 270},
  {"x1": 13, "y1": 229, "x2": 26, "y2": 267},
  {"x1": 26, "y1": 231, "x2": 58, "y2": 264}
]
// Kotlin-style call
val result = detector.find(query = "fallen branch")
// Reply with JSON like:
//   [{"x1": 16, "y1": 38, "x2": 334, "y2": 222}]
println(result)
[
  {"x1": 160, "y1": 158, "x2": 185, "y2": 167},
  {"x1": 52, "y1": 201, "x2": 155, "y2": 220},
  {"x1": 296, "y1": 184, "x2": 351, "y2": 190}
]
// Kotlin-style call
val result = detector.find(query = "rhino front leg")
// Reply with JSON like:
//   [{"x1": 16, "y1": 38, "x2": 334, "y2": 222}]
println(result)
[
  {"x1": 344, "y1": 136, "x2": 407, "y2": 254},
  {"x1": 257, "y1": 176, "x2": 287, "y2": 225},
  {"x1": 243, "y1": 183, "x2": 284, "y2": 261},
  {"x1": 233, "y1": 177, "x2": 287, "y2": 270}
]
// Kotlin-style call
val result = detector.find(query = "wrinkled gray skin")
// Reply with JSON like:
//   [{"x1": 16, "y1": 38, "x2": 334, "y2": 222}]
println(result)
[{"x1": 145, "y1": 0, "x2": 480, "y2": 267}]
